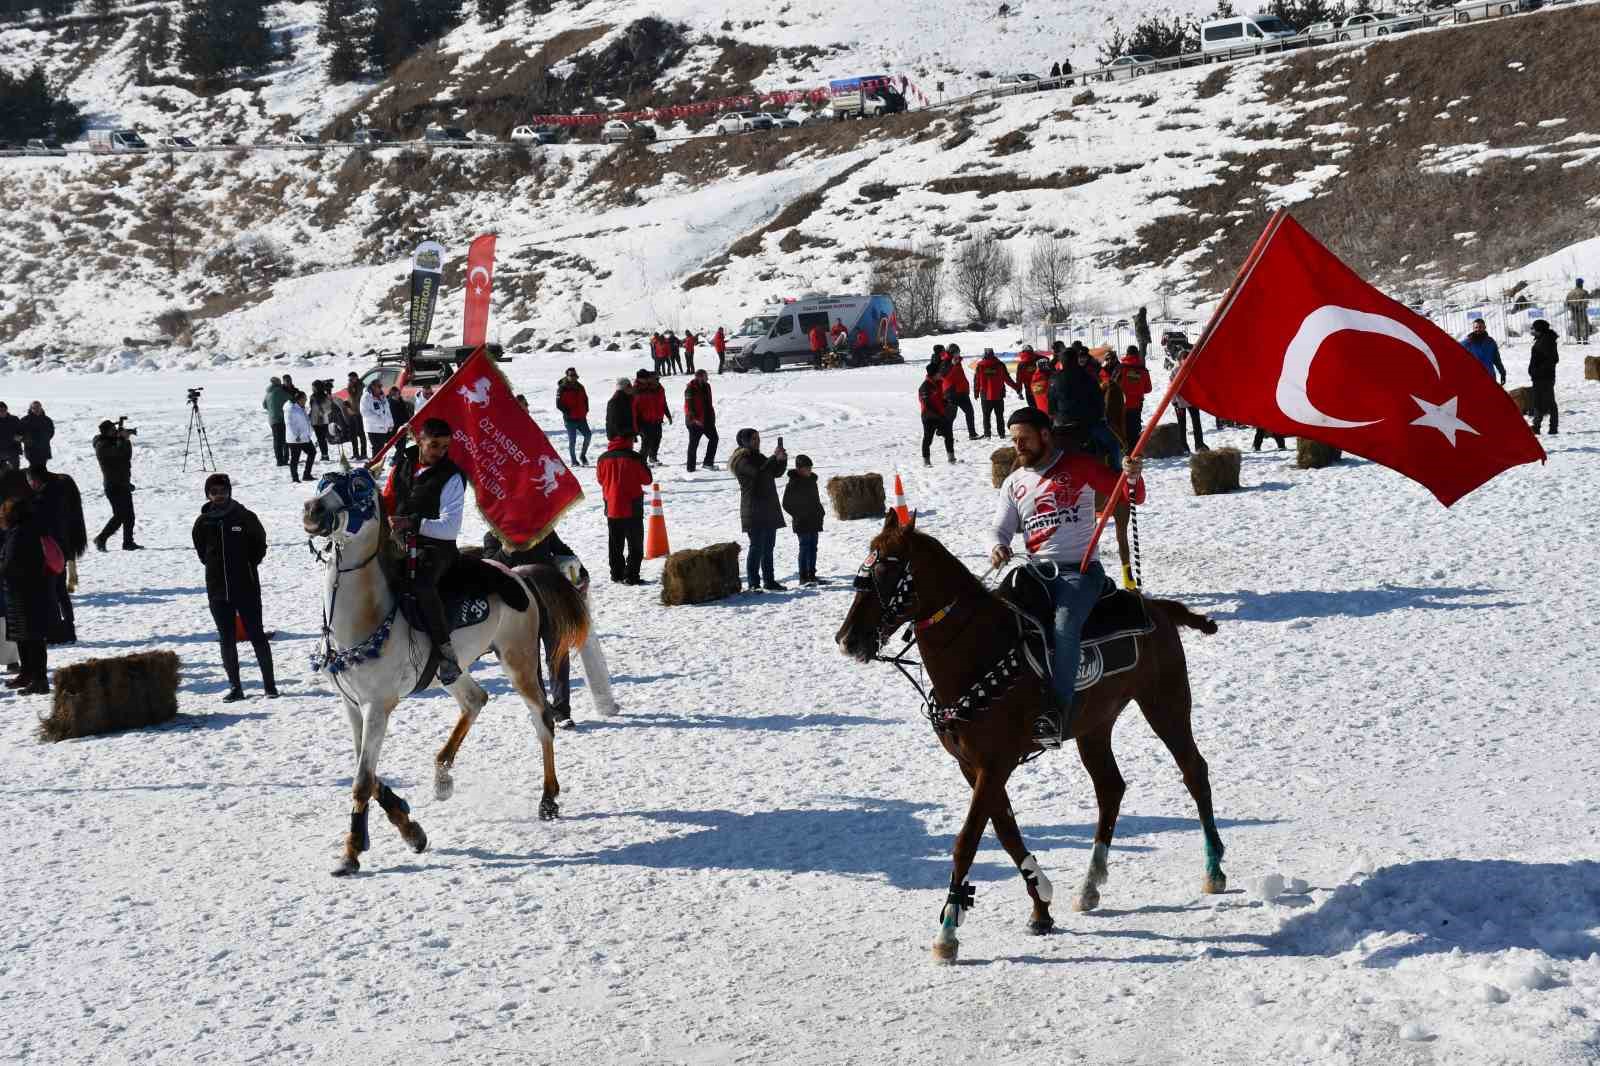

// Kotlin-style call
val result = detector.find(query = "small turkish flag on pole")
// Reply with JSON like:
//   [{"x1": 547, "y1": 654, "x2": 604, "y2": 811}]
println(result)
[
  {"x1": 1079, "y1": 211, "x2": 1545, "y2": 566},
  {"x1": 462, "y1": 234, "x2": 497, "y2": 348}
]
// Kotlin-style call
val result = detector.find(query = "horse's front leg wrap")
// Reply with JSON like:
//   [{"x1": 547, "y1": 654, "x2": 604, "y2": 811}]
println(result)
[
  {"x1": 349, "y1": 807, "x2": 370, "y2": 853},
  {"x1": 939, "y1": 878, "x2": 976, "y2": 927},
  {"x1": 1019, "y1": 853, "x2": 1053, "y2": 903},
  {"x1": 376, "y1": 782, "x2": 409, "y2": 816}
]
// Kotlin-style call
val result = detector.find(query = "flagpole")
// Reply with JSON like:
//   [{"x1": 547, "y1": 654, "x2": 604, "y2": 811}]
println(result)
[{"x1": 1077, "y1": 209, "x2": 1290, "y2": 571}]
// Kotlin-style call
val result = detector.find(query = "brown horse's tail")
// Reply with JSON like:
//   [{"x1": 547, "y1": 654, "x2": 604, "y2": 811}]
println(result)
[
  {"x1": 520, "y1": 565, "x2": 591, "y2": 668},
  {"x1": 1147, "y1": 597, "x2": 1219, "y2": 636}
]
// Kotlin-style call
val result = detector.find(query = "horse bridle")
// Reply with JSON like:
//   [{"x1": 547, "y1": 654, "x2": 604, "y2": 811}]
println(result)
[{"x1": 853, "y1": 550, "x2": 917, "y2": 649}]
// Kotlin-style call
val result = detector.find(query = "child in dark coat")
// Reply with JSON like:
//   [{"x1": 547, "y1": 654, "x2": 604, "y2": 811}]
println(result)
[{"x1": 781, "y1": 455, "x2": 826, "y2": 586}]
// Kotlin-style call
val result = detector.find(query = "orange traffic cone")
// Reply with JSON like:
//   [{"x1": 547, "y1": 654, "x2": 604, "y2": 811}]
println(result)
[
  {"x1": 644, "y1": 482, "x2": 671, "y2": 560},
  {"x1": 892, "y1": 473, "x2": 911, "y2": 526},
  {"x1": 234, "y1": 613, "x2": 249, "y2": 640}
]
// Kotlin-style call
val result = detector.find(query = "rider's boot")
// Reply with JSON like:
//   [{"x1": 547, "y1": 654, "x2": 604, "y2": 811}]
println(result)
[
  {"x1": 437, "y1": 642, "x2": 463, "y2": 685},
  {"x1": 1121, "y1": 562, "x2": 1138, "y2": 590}
]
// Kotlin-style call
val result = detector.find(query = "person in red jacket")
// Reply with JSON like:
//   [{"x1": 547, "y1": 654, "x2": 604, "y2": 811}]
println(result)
[
  {"x1": 683, "y1": 369, "x2": 718, "y2": 471},
  {"x1": 595, "y1": 434, "x2": 652, "y2": 585},
  {"x1": 918, "y1": 364, "x2": 955, "y2": 465},
  {"x1": 683, "y1": 330, "x2": 697, "y2": 374},
  {"x1": 1029, "y1": 357, "x2": 1054, "y2": 413},
  {"x1": 942, "y1": 351, "x2": 978, "y2": 440},
  {"x1": 1113, "y1": 346, "x2": 1152, "y2": 445},
  {"x1": 829, "y1": 318, "x2": 848, "y2": 350},
  {"x1": 1015, "y1": 345, "x2": 1039, "y2": 397},
  {"x1": 554, "y1": 367, "x2": 592, "y2": 466},
  {"x1": 650, "y1": 333, "x2": 666, "y2": 376},
  {"x1": 631, "y1": 369, "x2": 671, "y2": 464},
  {"x1": 971, "y1": 348, "x2": 1022, "y2": 438},
  {"x1": 808, "y1": 324, "x2": 827, "y2": 369},
  {"x1": 713, "y1": 327, "x2": 727, "y2": 374},
  {"x1": 854, "y1": 327, "x2": 871, "y2": 358}
]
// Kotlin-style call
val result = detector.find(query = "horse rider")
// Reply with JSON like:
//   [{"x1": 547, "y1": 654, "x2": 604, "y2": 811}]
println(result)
[
  {"x1": 380, "y1": 417, "x2": 466, "y2": 684},
  {"x1": 989, "y1": 406, "x2": 1144, "y2": 741}
]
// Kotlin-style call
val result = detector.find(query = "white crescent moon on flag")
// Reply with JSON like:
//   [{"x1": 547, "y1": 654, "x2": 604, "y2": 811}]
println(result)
[
  {"x1": 1276, "y1": 305, "x2": 1441, "y2": 429},
  {"x1": 469, "y1": 266, "x2": 491, "y2": 287}
]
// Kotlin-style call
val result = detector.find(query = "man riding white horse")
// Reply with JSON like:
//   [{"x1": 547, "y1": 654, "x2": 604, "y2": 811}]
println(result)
[
  {"x1": 379, "y1": 417, "x2": 466, "y2": 684},
  {"x1": 989, "y1": 406, "x2": 1144, "y2": 742}
]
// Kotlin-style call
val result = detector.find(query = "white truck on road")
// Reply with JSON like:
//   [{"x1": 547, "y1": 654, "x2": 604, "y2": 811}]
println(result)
[{"x1": 88, "y1": 128, "x2": 149, "y2": 152}]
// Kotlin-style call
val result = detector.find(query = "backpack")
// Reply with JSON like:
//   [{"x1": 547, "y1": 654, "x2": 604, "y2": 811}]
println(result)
[{"x1": 41, "y1": 534, "x2": 64, "y2": 577}]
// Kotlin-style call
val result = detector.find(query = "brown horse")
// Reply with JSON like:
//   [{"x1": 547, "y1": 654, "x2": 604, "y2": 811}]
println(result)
[{"x1": 835, "y1": 512, "x2": 1225, "y2": 963}]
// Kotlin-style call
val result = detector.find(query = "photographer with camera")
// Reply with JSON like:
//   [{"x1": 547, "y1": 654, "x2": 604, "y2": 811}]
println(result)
[{"x1": 92, "y1": 418, "x2": 142, "y2": 552}]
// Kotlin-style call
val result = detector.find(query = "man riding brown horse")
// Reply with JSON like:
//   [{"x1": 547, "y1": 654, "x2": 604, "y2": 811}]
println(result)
[{"x1": 990, "y1": 406, "x2": 1143, "y2": 742}]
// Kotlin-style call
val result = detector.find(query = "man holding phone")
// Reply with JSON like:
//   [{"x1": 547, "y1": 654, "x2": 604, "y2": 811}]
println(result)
[{"x1": 730, "y1": 427, "x2": 788, "y2": 592}]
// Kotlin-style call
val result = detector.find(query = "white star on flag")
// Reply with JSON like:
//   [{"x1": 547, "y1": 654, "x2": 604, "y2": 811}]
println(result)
[{"x1": 1409, "y1": 394, "x2": 1478, "y2": 446}]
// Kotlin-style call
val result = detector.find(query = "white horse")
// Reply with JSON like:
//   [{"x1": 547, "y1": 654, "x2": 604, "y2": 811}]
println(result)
[{"x1": 303, "y1": 466, "x2": 591, "y2": 877}]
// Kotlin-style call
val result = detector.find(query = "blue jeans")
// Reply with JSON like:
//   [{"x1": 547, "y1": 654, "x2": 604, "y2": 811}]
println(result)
[
  {"x1": 1048, "y1": 561, "x2": 1106, "y2": 703},
  {"x1": 1089, "y1": 421, "x2": 1122, "y2": 468},
  {"x1": 747, "y1": 528, "x2": 777, "y2": 587},
  {"x1": 564, "y1": 419, "x2": 592, "y2": 464},
  {"x1": 796, "y1": 532, "x2": 818, "y2": 576}
]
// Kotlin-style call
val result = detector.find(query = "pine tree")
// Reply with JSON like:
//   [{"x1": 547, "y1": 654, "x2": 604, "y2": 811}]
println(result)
[
  {"x1": 176, "y1": 0, "x2": 224, "y2": 82},
  {"x1": 321, "y1": 0, "x2": 365, "y2": 82},
  {"x1": 367, "y1": 0, "x2": 417, "y2": 73},
  {"x1": 149, "y1": 10, "x2": 172, "y2": 68},
  {"x1": 478, "y1": 0, "x2": 509, "y2": 27},
  {"x1": 414, "y1": 0, "x2": 463, "y2": 42}
]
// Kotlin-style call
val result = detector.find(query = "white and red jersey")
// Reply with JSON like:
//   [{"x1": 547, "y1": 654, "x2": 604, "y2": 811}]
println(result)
[{"x1": 991, "y1": 450, "x2": 1144, "y2": 564}]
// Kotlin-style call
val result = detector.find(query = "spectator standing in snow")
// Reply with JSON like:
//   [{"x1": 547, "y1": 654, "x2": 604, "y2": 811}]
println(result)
[
  {"x1": 713, "y1": 327, "x2": 728, "y2": 373},
  {"x1": 20, "y1": 402, "x2": 53, "y2": 469},
  {"x1": 308, "y1": 381, "x2": 334, "y2": 461},
  {"x1": 595, "y1": 433, "x2": 651, "y2": 585},
  {"x1": 606, "y1": 377, "x2": 636, "y2": 439},
  {"x1": 91, "y1": 419, "x2": 141, "y2": 551},
  {"x1": 808, "y1": 323, "x2": 827, "y2": 369},
  {"x1": 1061, "y1": 58, "x2": 1073, "y2": 77},
  {"x1": 386, "y1": 385, "x2": 412, "y2": 431},
  {"x1": 327, "y1": 396, "x2": 353, "y2": 457},
  {"x1": 972, "y1": 347, "x2": 1021, "y2": 438},
  {"x1": 683, "y1": 330, "x2": 698, "y2": 374},
  {"x1": 284, "y1": 391, "x2": 316, "y2": 483},
  {"x1": 0, "y1": 494, "x2": 56, "y2": 695},
  {"x1": 263, "y1": 378, "x2": 290, "y2": 467},
  {"x1": 0, "y1": 403, "x2": 21, "y2": 472},
  {"x1": 1050, "y1": 61, "x2": 1061, "y2": 78},
  {"x1": 668, "y1": 331, "x2": 684, "y2": 376},
  {"x1": 1029, "y1": 357, "x2": 1054, "y2": 413},
  {"x1": 1460, "y1": 318, "x2": 1506, "y2": 384},
  {"x1": 943, "y1": 351, "x2": 979, "y2": 439},
  {"x1": 192, "y1": 473, "x2": 277, "y2": 703},
  {"x1": 684, "y1": 369, "x2": 719, "y2": 471},
  {"x1": 1170, "y1": 350, "x2": 1208, "y2": 452},
  {"x1": 344, "y1": 373, "x2": 368, "y2": 459},
  {"x1": 730, "y1": 428, "x2": 787, "y2": 592},
  {"x1": 1528, "y1": 318, "x2": 1560, "y2": 436},
  {"x1": 26, "y1": 463, "x2": 85, "y2": 645},
  {"x1": 360, "y1": 379, "x2": 395, "y2": 457},
  {"x1": 631, "y1": 370, "x2": 671, "y2": 464},
  {"x1": 555, "y1": 368, "x2": 593, "y2": 467},
  {"x1": 1566, "y1": 279, "x2": 1590, "y2": 344},
  {"x1": 1113, "y1": 345, "x2": 1152, "y2": 445},
  {"x1": 919, "y1": 363, "x2": 956, "y2": 466},
  {"x1": 782, "y1": 454, "x2": 825, "y2": 587}
]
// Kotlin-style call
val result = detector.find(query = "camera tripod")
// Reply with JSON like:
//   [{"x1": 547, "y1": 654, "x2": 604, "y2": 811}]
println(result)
[{"x1": 183, "y1": 396, "x2": 217, "y2": 472}]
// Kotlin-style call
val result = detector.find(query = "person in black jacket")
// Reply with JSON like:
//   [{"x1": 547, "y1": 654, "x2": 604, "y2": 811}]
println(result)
[
  {"x1": 20, "y1": 401, "x2": 53, "y2": 468},
  {"x1": 0, "y1": 402, "x2": 21, "y2": 472},
  {"x1": 781, "y1": 455, "x2": 826, "y2": 587},
  {"x1": 192, "y1": 473, "x2": 276, "y2": 702},
  {"x1": 605, "y1": 377, "x2": 636, "y2": 439},
  {"x1": 92, "y1": 420, "x2": 142, "y2": 551},
  {"x1": 1528, "y1": 319, "x2": 1560, "y2": 435},
  {"x1": 730, "y1": 428, "x2": 788, "y2": 592},
  {"x1": 26, "y1": 464, "x2": 86, "y2": 644},
  {"x1": 0, "y1": 494, "x2": 57, "y2": 695}
]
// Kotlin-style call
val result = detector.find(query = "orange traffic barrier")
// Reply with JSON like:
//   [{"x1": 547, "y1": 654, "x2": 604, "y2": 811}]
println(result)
[
  {"x1": 644, "y1": 482, "x2": 671, "y2": 559},
  {"x1": 892, "y1": 473, "x2": 911, "y2": 526}
]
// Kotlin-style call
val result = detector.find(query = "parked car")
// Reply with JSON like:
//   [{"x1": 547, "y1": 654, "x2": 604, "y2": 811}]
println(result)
[
  {"x1": 350, "y1": 128, "x2": 394, "y2": 145},
  {"x1": 1199, "y1": 14, "x2": 1298, "y2": 55},
  {"x1": 1304, "y1": 19, "x2": 1340, "y2": 41},
  {"x1": 421, "y1": 125, "x2": 470, "y2": 144},
  {"x1": 600, "y1": 119, "x2": 656, "y2": 144},
  {"x1": 156, "y1": 134, "x2": 198, "y2": 151},
  {"x1": 510, "y1": 124, "x2": 563, "y2": 144},
  {"x1": 996, "y1": 72, "x2": 1043, "y2": 89},
  {"x1": 712, "y1": 111, "x2": 773, "y2": 135},
  {"x1": 1102, "y1": 54, "x2": 1157, "y2": 79},
  {"x1": 1335, "y1": 11, "x2": 1426, "y2": 37},
  {"x1": 214, "y1": 134, "x2": 241, "y2": 147},
  {"x1": 769, "y1": 114, "x2": 801, "y2": 130},
  {"x1": 24, "y1": 138, "x2": 66, "y2": 156},
  {"x1": 284, "y1": 132, "x2": 319, "y2": 146},
  {"x1": 800, "y1": 108, "x2": 835, "y2": 126}
]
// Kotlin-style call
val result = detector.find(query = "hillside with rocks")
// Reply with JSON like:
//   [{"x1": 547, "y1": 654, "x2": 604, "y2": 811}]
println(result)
[{"x1": 0, "y1": 0, "x2": 1596, "y2": 363}]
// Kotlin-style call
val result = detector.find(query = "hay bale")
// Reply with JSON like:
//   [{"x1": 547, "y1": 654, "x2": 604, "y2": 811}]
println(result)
[
  {"x1": 825, "y1": 474, "x2": 886, "y2": 521},
  {"x1": 39, "y1": 650, "x2": 179, "y2": 742},
  {"x1": 1585, "y1": 355, "x2": 1600, "y2": 381},
  {"x1": 1508, "y1": 386, "x2": 1535, "y2": 416},
  {"x1": 990, "y1": 446, "x2": 1018, "y2": 487},
  {"x1": 660, "y1": 542, "x2": 743, "y2": 606},
  {"x1": 1189, "y1": 447, "x2": 1242, "y2": 496},
  {"x1": 1143, "y1": 422, "x2": 1189, "y2": 459},
  {"x1": 1295, "y1": 438, "x2": 1343, "y2": 469}
]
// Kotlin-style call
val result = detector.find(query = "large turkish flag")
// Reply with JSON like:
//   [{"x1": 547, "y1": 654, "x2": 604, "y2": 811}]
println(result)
[{"x1": 1179, "y1": 213, "x2": 1545, "y2": 506}]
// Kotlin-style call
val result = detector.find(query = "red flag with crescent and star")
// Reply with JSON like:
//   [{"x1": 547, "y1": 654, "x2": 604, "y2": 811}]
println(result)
[
  {"x1": 1178, "y1": 212, "x2": 1545, "y2": 506},
  {"x1": 392, "y1": 346, "x2": 583, "y2": 549},
  {"x1": 462, "y1": 233, "x2": 497, "y2": 348}
]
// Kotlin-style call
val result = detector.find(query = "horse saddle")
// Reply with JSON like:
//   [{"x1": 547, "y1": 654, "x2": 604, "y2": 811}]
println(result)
[
  {"x1": 397, "y1": 554, "x2": 529, "y2": 637},
  {"x1": 997, "y1": 566, "x2": 1156, "y2": 692}
]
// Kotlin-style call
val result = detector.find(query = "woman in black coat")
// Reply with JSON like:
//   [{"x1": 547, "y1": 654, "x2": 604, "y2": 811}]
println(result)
[
  {"x1": 191, "y1": 473, "x2": 276, "y2": 702},
  {"x1": 0, "y1": 495, "x2": 57, "y2": 694},
  {"x1": 20, "y1": 402, "x2": 53, "y2": 467}
]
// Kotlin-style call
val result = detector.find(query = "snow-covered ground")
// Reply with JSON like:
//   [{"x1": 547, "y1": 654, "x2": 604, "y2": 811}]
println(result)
[{"x1": 1, "y1": 345, "x2": 1596, "y2": 1064}]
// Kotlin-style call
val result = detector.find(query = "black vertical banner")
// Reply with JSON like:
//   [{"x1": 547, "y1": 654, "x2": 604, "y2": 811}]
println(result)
[{"x1": 408, "y1": 240, "x2": 446, "y2": 351}]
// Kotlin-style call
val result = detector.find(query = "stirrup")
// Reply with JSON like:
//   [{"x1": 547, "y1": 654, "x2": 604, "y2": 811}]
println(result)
[{"x1": 437, "y1": 645, "x2": 462, "y2": 685}]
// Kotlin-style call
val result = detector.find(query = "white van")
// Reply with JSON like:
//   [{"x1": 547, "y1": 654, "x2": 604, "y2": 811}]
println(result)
[
  {"x1": 1198, "y1": 14, "x2": 1298, "y2": 55},
  {"x1": 725, "y1": 293, "x2": 899, "y2": 372},
  {"x1": 87, "y1": 128, "x2": 149, "y2": 153}
]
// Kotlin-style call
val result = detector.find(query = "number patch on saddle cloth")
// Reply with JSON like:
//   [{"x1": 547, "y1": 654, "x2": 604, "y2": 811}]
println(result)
[{"x1": 448, "y1": 596, "x2": 491, "y2": 631}]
